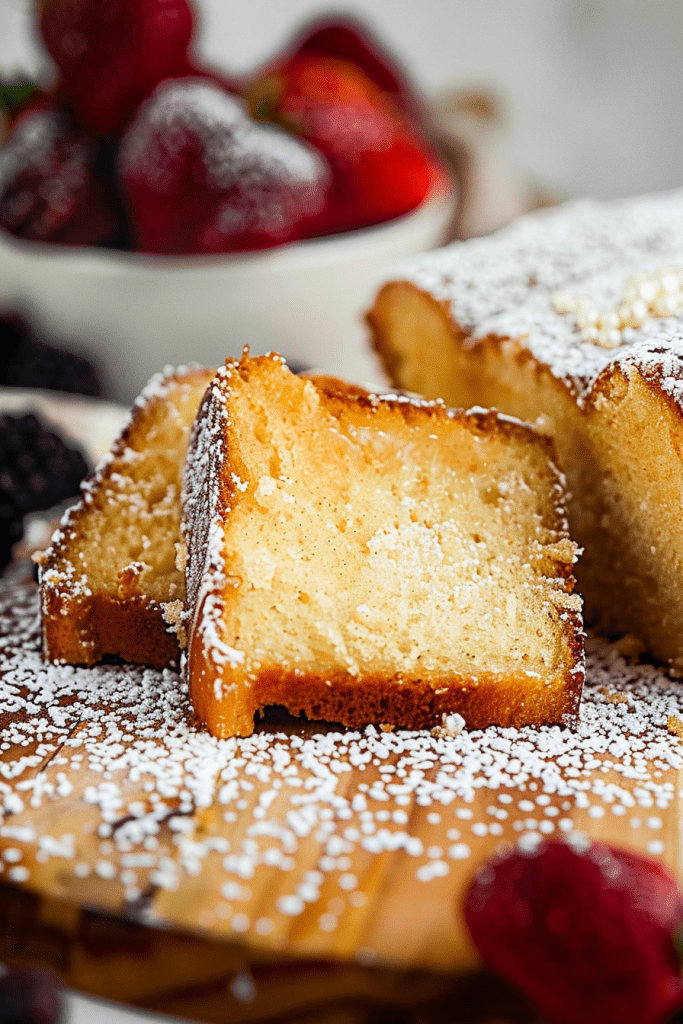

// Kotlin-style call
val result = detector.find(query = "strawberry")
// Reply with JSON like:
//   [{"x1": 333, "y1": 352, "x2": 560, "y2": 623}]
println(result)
[
  {"x1": 246, "y1": 54, "x2": 444, "y2": 235},
  {"x1": 0, "y1": 101, "x2": 126, "y2": 245},
  {"x1": 464, "y1": 838, "x2": 683, "y2": 1024},
  {"x1": 117, "y1": 78, "x2": 330, "y2": 254},
  {"x1": 280, "y1": 15, "x2": 422, "y2": 120},
  {"x1": 38, "y1": 0, "x2": 194, "y2": 138}
]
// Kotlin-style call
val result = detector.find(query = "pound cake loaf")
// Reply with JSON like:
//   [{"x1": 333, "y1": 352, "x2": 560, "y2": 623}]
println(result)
[
  {"x1": 368, "y1": 189, "x2": 683, "y2": 672},
  {"x1": 38, "y1": 365, "x2": 215, "y2": 667},
  {"x1": 181, "y1": 352, "x2": 583, "y2": 739}
]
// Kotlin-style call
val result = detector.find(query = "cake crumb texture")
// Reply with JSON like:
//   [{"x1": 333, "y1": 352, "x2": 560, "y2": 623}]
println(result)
[
  {"x1": 368, "y1": 189, "x2": 683, "y2": 670},
  {"x1": 38, "y1": 365, "x2": 215, "y2": 667},
  {"x1": 182, "y1": 353, "x2": 583, "y2": 738}
]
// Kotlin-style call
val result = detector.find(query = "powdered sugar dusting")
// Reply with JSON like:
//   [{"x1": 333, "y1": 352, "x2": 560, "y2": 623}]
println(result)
[
  {"x1": 1, "y1": 576, "x2": 682, "y2": 960},
  {"x1": 182, "y1": 361, "x2": 236, "y2": 664},
  {"x1": 118, "y1": 79, "x2": 329, "y2": 237},
  {"x1": 394, "y1": 190, "x2": 683, "y2": 407}
]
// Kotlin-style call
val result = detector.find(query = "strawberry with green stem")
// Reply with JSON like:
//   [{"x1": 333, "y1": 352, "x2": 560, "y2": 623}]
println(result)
[{"x1": 247, "y1": 54, "x2": 445, "y2": 235}]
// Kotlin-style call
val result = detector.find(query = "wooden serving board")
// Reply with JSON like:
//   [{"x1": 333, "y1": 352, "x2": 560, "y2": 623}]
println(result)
[
  {"x1": 0, "y1": 884, "x2": 544, "y2": 1024},
  {"x1": 1, "y1": 573, "x2": 682, "y2": 990},
  {"x1": 1, "y1": 384, "x2": 682, "y2": 1021}
]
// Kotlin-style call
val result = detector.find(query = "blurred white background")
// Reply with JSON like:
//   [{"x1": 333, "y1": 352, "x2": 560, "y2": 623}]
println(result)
[{"x1": 2, "y1": 0, "x2": 683, "y2": 201}]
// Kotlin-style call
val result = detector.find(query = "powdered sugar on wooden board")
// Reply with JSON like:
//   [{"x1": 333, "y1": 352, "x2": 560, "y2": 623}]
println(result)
[
  {"x1": 393, "y1": 190, "x2": 683, "y2": 406},
  {"x1": 1, "y1": 579, "x2": 681, "y2": 971}
]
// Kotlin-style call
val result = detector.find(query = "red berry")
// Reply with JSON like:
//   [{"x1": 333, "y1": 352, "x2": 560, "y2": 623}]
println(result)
[
  {"x1": 464, "y1": 838, "x2": 683, "y2": 1024},
  {"x1": 117, "y1": 78, "x2": 330, "y2": 254},
  {"x1": 247, "y1": 55, "x2": 443, "y2": 235},
  {"x1": 282, "y1": 15, "x2": 422, "y2": 120},
  {"x1": 38, "y1": 0, "x2": 194, "y2": 137},
  {"x1": 0, "y1": 102, "x2": 125, "y2": 245}
]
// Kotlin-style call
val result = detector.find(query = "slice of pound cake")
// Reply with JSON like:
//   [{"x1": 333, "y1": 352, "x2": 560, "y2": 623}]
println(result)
[
  {"x1": 181, "y1": 352, "x2": 583, "y2": 738},
  {"x1": 38, "y1": 365, "x2": 215, "y2": 667},
  {"x1": 367, "y1": 189, "x2": 683, "y2": 672}
]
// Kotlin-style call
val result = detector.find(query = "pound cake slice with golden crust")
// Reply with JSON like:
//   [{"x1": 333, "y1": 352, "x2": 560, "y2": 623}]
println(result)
[
  {"x1": 181, "y1": 352, "x2": 583, "y2": 739},
  {"x1": 367, "y1": 189, "x2": 683, "y2": 673},
  {"x1": 38, "y1": 365, "x2": 215, "y2": 668}
]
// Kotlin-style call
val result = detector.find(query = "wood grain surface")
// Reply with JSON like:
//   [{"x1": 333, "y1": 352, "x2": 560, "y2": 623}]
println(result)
[
  {"x1": 2, "y1": 393, "x2": 683, "y2": 1022},
  {"x1": 0, "y1": 883, "x2": 543, "y2": 1024},
  {"x1": 1, "y1": 576, "x2": 682, "y2": 991}
]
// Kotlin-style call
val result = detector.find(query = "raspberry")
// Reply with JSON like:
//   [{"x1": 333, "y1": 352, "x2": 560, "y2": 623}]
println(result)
[
  {"x1": 464, "y1": 838, "x2": 683, "y2": 1024},
  {"x1": 118, "y1": 78, "x2": 330, "y2": 254},
  {"x1": 0, "y1": 413, "x2": 89, "y2": 568}
]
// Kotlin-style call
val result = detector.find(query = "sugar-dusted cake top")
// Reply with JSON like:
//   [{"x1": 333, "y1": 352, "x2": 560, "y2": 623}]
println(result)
[{"x1": 392, "y1": 189, "x2": 683, "y2": 405}]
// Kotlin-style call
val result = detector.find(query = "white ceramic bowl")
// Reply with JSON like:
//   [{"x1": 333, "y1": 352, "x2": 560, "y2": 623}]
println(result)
[{"x1": 0, "y1": 184, "x2": 455, "y2": 403}]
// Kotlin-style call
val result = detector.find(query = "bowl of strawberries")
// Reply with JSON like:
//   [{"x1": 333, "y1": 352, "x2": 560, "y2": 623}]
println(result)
[{"x1": 0, "y1": 1, "x2": 455, "y2": 401}]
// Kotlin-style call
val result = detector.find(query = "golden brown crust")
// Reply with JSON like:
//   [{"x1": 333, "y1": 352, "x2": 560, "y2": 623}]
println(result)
[
  {"x1": 192, "y1": 644, "x2": 584, "y2": 742},
  {"x1": 189, "y1": 604, "x2": 584, "y2": 740},
  {"x1": 41, "y1": 589, "x2": 180, "y2": 668}
]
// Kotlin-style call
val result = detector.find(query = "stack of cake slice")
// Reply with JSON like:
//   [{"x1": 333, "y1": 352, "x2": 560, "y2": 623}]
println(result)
[{"x1": 38, "y1": 353, "x2": 584, "y2": 736}]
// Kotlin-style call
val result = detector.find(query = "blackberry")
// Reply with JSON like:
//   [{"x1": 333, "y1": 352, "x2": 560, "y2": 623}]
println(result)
[
  {"x1": 0, "y1": 311, "x2": 102, "y2": 397},
  {"x1": 0, "y1": 967, "x2": 62, "y2": 1024},
  {"x1": 0, "y1": 412, "x2": 89, "y2": 568}
]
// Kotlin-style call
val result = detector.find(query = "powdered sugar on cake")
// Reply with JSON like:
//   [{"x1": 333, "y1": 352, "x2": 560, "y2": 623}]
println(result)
[
  {"x1": 396, "y1": 190, "x2": 683, "y2": 406},
  {"x1": 118, "y1": 79, "x2": 329, "y2": 219},
  {"x1": 181, "y1": 362, "x2": 242, "y2": 672}
]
